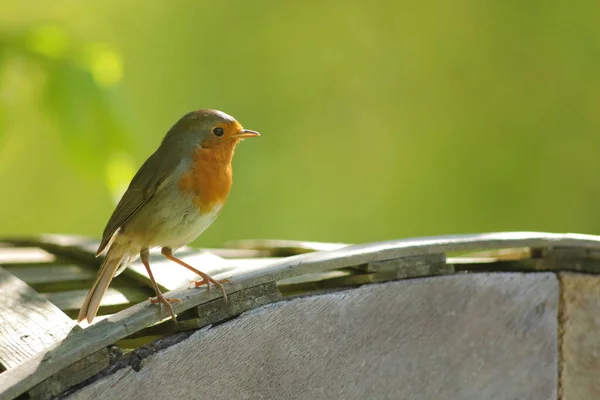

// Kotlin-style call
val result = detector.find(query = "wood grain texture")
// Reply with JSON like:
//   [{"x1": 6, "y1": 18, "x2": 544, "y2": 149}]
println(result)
[
  {"x1": 0, "y1": 248, "x2": 55, "y2": 264},
  {"x1": 0, "y1": 267, "x2": 76, "y2": 371},
  {"x1": 27, "y1": 348, "x2": 109, "y2": 400},
  {"x1": 44, "y1": 287, "x2": 149, "y2": 314},
  {"x1": 67, "y1": 274, "x2": 558, "y2": 400},
  {"x1": 3, "y1": 236, "x2": 241, "y2": 293},
  {"x1": 4, "y1": 264, "x2": 95, "y2": 288},
  {"x1": 3, "y1": 235, "x2": 101, "y2": 266},
  {"x1": 128, "y1": 282, "x2": 282, "y2": 338},
  {"x1": 124, "y1": 249, "x2": 233, "y2": 291},
  {"x1": 2, "y1": 231, "x2": 600, "y2": 400},
  {"x1": 559, "y1": 273, "x2": 600, "y2": 400},
  {"x1": 225, "y1": 239, "x2": 349, "y2": 255},
  {"x1": 365, "y1": 252, "x2": 452, "y2": 277},
  {"x1": 539, "y1": 247, "x2": 600, "y2": 273}
]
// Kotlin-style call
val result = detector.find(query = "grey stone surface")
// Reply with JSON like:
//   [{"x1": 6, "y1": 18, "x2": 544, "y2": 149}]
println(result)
[{"x1": 68, "y1": 273, "x2": 558, "y2": 400}]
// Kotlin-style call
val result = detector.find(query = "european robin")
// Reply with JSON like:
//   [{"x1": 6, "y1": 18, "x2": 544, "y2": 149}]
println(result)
[{"x1": 78, "y1": 109, "x2": 260, "y2": 323}]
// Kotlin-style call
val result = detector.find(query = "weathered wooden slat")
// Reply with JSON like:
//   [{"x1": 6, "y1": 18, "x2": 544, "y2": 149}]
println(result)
[
  {"x1": 0, "y1": 247, "x2": 55, "y2": 264},
  {"x1": 27, "y1": 348, "x2": 109, "y2": 400},
  {"x1": 559, "y1": 273, "x2": 600, "y2": 399},
  {"x1": 128, "y1": 282, "x2": 282, "y2": 338},
  {"x1": 202, "y1": 248, "x2": 271, "y2": 258},
  {"x1": 188, "y1": 281, "x2": 281, "y2": 320},
  {"x1": 1, "y1": 236, "x2": 99, "y2": 266},
  {"x1": 124, "y1": 250, "x2": 234, "y2": 291},
  {"x1": 1, "y1": 236, "x2": 278, "y2": 293},
  {"x1": 3, "y1": 264, "x2": 95, "y2": 287},
  {"x1": 536, "y1": 247, "x2": 600, "y2": 273},
  {"x1": 278, "y1": 269, "x2": 364, "y2": 297},
  {"x1": 449, "y1": 256, "x2": 502, "y2": 264},
  {"x1": 3, "y1": 235, "x2": 274, "y2": 263},
  {"x1": 228, "y1": 257, "x2": 282, "y2": 267},
  {"x1": 0, "y1": 267, "x2": 77, "y2": 371},
  {"x1": 124, "y1": 253, "x2": 279, "y2": 291},
  {"x1": 225, "y1": 239, "x2": 349, "y2": 256},
  {"x1": 4, "y1": 231, "x2": 600, "y2": 399},
  {"x1": 3, "y1": 236, "x2": 242, "y2": 293},
  {"x1": 43, "y1": 287, "x2": 151, "y2": 316},
  {"x1": 277, "y1": 254, "x2": 455, "y2": 297},
  {"x1": 278, "y1": 270, "x2": 353, "y2": 286},
  {"x1": 454, "y1": 247, "x2": 532, "y2": 261},
  {"x1": 451, "y1": 257, "x2": 539, "y2": 272},
  {"x1": 364, "y1": 253, "x2": 452, "y2": 278}
]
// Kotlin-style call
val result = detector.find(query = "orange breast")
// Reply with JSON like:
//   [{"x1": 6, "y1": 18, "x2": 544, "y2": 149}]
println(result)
[{"x1": 178, "y1": 144, "x2": 234, "y2": 213}]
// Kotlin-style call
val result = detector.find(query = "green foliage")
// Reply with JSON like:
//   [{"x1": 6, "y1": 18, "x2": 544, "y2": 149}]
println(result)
[{"x1": 0, "y1": 26, "x2": 132, "y2": 175}]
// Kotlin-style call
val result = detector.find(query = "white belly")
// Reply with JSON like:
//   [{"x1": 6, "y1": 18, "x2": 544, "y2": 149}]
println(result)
[
  {"x1": 119, "y1": 184, "x2": 224, "y2": 252},
  {"x1": 149, "y1": 199, "x2": 222, "y2": 249}
]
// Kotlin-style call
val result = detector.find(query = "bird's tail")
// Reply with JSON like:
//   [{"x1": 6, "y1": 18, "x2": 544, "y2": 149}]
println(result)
[{"x1": 77, "y1": 246, "x2": 126, "y2": 324}]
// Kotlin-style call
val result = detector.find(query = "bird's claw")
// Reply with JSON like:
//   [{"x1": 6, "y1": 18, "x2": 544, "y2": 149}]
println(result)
[
  {"x1": 148, "y1": 295, "x2": 182, "y2": 321},
  {"x1": 188, "y1": 276, "x2": 230, "y2": 302}
]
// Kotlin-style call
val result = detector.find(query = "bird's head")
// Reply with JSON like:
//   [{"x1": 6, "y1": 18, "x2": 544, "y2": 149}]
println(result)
[{"x1": 164, "y1": 109, "x2": 260, "y2": 152}]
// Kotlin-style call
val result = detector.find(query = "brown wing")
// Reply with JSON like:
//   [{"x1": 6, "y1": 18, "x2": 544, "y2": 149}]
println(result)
[{"x1": 96, "y1": 147, "x2": 181, "y2": 256}]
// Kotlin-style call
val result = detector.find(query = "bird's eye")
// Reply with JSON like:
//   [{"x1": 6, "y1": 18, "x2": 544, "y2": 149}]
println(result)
[{"x1": 213, "y1": 127, "x2": 224, "y2": 137}]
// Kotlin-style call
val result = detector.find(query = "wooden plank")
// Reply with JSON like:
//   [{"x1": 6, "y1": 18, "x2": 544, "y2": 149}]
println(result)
[
  {"x1": 3, "y1": 236, "x2": 241, "y2": 293},
  {"x1": 537, "y1": 247, "x2": 600, "y2": 274},
  {"x1": 3, "y1": 264, "x2": 96, "y2": 291},
  {"x1": 43, "y1": 287, "x2": 151, "y2": 317},
  {"x1": 2, "y1": 235, "x2": 102, "y2": 269},
  {"x1": 454, "y1": 247, "x2": 532, "y2": 261},
  {"x1": 128, "y1": 282, "x2": 282, "y2": 338},
  {"x1": 451, "y1": 257, "x2": 539, "y2": 273},
  {"x1": 4, "y1": 231, "x2": 600, "y2": 399},
  {"x1": 278, "y1": 270, "x2": 366, "y2": 297},
  {"x1": 364, "y1": 253, "x2": 452, "y2": 278},
  {"x1": 0, "y1": 267, "x2": 76, "y2": 371},
  {"x1": 124, "y1": 249, "x2": 234, "y2": 291},
  {"x1": 228, "y1": 257, "x2": 282, "y2": 268},
  {"x1": 2, "y1": 235, "x2": 276, "y2": 261},
  {"x1": 225, "y1": 239, "x2": 349, "y2": 255},
  {"x1": 27, "y1": 348, "x2": 109, "y2": 400},
  {"x1": 559, "y1": 273, "x2": 600, "y2": 400},
  {"x1": 202, "y1": 248, "x2": 271, "y2": 258},
  {"x1": 0, "y1": 247, "x2": 55, "y2": 264},
  {"x1": 277, "y1": 253, "x2": 455, "y2": 297},
  {"x1": 278, "y1": 270, "x2": 353, "y2": 286},
  {"x1": 2, "y1": 236, "x2": 278, "y2": 292},
  {"x1": 189, "y1": 281, "x2": 281, "y2": 321},
  {"x1": 125, "y1": 252, "x2": 278, "y2": 291}
]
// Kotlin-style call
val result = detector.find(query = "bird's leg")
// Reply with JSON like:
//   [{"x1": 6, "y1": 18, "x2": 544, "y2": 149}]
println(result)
[
  {"x1": 140, "y1": 248, "x2": 181, "y2": 321},
  {"x1": 161, "y1": 247, "x2": 229, "y2": 301}
]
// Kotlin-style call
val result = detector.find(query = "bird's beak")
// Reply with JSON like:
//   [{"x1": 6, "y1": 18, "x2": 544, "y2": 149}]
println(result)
[{"x1": 231, "y1": 129, "x2": 260, "y2": 139}]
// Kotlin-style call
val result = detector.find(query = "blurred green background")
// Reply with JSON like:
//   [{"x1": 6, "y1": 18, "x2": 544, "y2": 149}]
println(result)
[{"x1": 0, "y1": 0, "x2": 599, "y2": 247}]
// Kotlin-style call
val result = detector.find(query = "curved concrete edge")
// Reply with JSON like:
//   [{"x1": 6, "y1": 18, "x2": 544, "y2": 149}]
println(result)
[{"x1": 68, "y1": 273, "x2": 559, "y2": 400}]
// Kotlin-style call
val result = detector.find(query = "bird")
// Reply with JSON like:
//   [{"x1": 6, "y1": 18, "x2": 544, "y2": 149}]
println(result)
[{"x1": 77, "y1": 109, "x2": 260, "y2": 324}]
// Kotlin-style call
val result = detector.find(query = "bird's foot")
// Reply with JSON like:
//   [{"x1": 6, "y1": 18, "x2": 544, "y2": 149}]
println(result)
[
  {"x1": 189, "y1": 274, "x2": 230, "y2": 301},
  {"x1": 148, "y1": 294, "x2": 182, "y2": 321}
]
